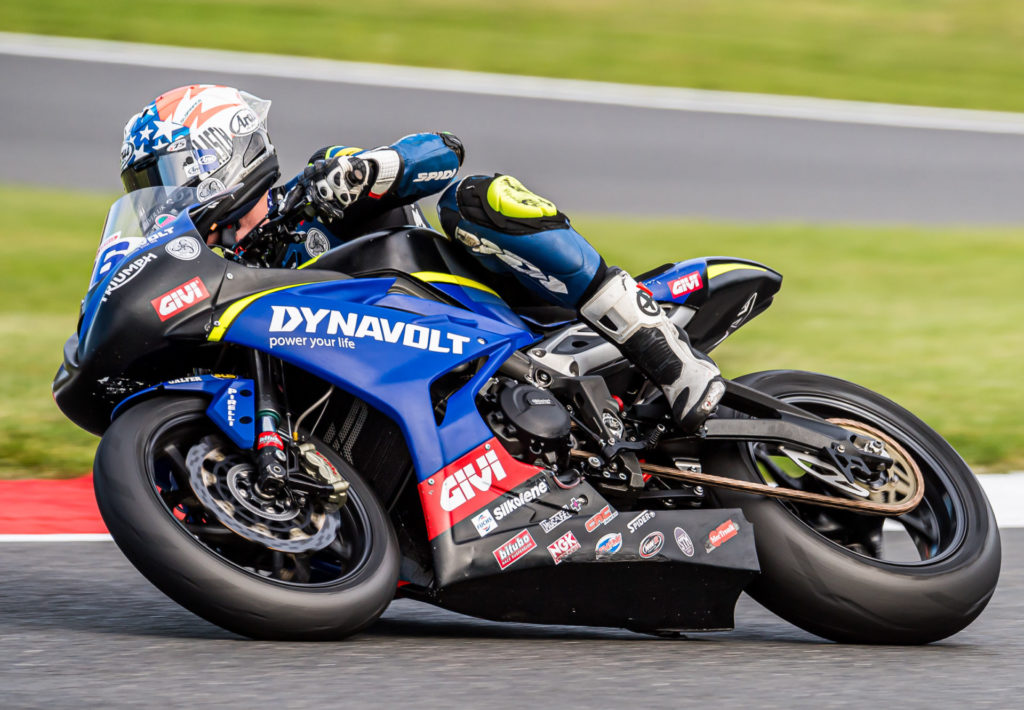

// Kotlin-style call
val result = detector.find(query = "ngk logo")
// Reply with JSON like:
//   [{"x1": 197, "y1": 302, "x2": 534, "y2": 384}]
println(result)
[
  {"x1": 440, "y1": 449, "x2": 507, "y2": 512},
  {"x1": 547, "y1": 531, "x2": 581, "y2": 565},
  {"x1": 151, "y1": 277, "x2": 210, "y2": 321},
  {"x1": 669, "y1": 271, "x2": 703, "y2": 297}
]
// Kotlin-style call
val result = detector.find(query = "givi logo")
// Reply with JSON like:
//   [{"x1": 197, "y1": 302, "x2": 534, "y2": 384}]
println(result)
[
  {"x1": 440, "y1": 449, "x2": 507, "y2": 512},
  {"x1": 151, "y1": 277, "x2": 210, "y2": 321},
  {"x1": 669, "y1": 271, "x2": 703, "y2": 298},
  {"x1": 418, "y1": 439, "x2": 542, "y2": 540}
]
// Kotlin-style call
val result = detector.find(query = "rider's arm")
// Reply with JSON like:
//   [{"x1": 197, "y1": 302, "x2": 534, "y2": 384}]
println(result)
[{"x1": 276, "y1": 132, "x2": 464, "y2": 222}]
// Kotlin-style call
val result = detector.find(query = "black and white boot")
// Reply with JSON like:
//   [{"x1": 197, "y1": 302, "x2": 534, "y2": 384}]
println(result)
[{"x1": 579, "y1": 268, "x2": 726, "y2": 432}]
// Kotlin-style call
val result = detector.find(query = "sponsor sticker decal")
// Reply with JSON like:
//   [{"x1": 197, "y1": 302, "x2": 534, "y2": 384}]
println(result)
[
  {"x1": 595, "y1": 532, "x2": 623, "y2": 558},
  {"x1": 492, "y1": 478, "x2": 549, "y2": 521},
  {"x1": 471, "y1": 509, "x2": 498, "y2": 538},
  {"x1": 150, "y1": 277, "x2": 210, "y2": 321},
  {"x1": 639, "y1": 531, "x2": 665, "y2": 558},
  {"x1": 585, "y1": 505, "x2": 618, "y2": 533},
  {"x1": 705, "y1": 520, "x2": 740, "y2": 553},
  {"x1": 627, "y1": 510, "x2": 656, "y2": 534},
  {"x1": 304, "y1": 228, "x2": 330, "y2": 258},
  {"x1": 267, "y1": 305, "x2": 471, "y2": 355},
  {"x1": 539, "y1": 508, "x2": 572, "y2": 534},
  {"x1": 547, "y1": 531, "x2": 580, "y2": 565},
  {"x1": 102, "y1": 252, "x2": 157, "y2": 301},
  {"x1": 538, "y1": 496, "x2": 585, "y2": 534},
  {"x1": 674, "y1": 526, "x2": 695, "y2": 557},
  {"x1": 417, "y1": 440, "x2": 543, "y2": 540},
  {"x1": 229, "y1": 107, "x2": 260, "y2": 135},
  {"x1": 669, "y1": 271, "x2": 703, "y2": 298},
  {"x1": 196, "y1": 177, "x2": 226, "y2": 201},
  {"x1": 493, "y1": 530, "x2": 536, "y2": 570},
  {"x1": 165, "y1": 236, "x2": 202, "y2": 261}
]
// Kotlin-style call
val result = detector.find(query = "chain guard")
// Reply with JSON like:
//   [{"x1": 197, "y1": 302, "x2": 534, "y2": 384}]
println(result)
[{"x1": 185, "y1": 437, "x2": 339, "y2": 553}]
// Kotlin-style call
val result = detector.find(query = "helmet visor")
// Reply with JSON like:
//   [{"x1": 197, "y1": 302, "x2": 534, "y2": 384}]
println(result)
[{"x1": 121, "y1": 143, "x2": 221, "y2": 194}]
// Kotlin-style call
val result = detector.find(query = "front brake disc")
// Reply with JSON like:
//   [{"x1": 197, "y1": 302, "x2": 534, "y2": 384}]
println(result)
[{"x1": 185, "y1": 438, "x2": 339, "y2": 554}]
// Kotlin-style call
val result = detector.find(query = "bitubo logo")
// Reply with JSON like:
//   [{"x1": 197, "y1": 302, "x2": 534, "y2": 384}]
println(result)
[
  {"x1": 492, "y1": 530, "x2": 536, "y2": 570},
  {"x1": 440, "y1": 449, "x2": 508, "y2": 512},
  {"x1": 669, "y1": 271, "x2": 703, "y2": 297},
  {"x1": 585, "y1": 504, "x2": 618, "y2": 532},
  {"x1": 150, "y1": 277, "x2": 210, "y2": 321},
  {"x1": 268, "y1": 306, "x2": 471, "y2": 354},
  {"x1": 627, "y1": 510, "x2": 656, "y2": 534},
  {"x1": 413, "y1": 169, "x2": 457, "y2": 183},
  {"x1": 705, "y1": 520, "x2": 739, "y2": 553},
  {"x1": 547, "y1": 531, "x2": 581, "y2": 565}
]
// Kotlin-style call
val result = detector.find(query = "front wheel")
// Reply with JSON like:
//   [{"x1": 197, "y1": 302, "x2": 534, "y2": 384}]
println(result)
[
  {"x1": 94, "y1": 396, "x2": 400, "y2": 640},
  {"x1": 705, "y1": 370, "x2": 1001, "y2": 644}
]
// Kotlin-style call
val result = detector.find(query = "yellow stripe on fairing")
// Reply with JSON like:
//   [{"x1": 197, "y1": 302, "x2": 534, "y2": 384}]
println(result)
[
  {"x1": 707, "y1": 263, "x2": 768, "y2": 279},
  {"x1": 411, "y1": 271, "x2": 500, "y2": 297},
  {"x1": 208, "y1": 283, "x2": 317, "y2": 342},
  {"x1": 298, "y1": 254, "x2": 322, "y2": 269}
]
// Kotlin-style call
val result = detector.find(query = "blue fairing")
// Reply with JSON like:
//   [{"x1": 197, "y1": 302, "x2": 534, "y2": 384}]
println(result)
[
  {"x1": 641, "y1": 257, "x2": 708, "y2": 305},
  {"x1": 112, "y1": 375, "x2": 257, "y2": 449},
  {"x1": 219, "y1": 278, "x2": 536, "y2": 479}
]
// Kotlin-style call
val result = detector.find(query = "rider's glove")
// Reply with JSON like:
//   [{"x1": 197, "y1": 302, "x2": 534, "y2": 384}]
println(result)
[{"x1": 302, "y1": 156, "x2": 370, "y2": 221}]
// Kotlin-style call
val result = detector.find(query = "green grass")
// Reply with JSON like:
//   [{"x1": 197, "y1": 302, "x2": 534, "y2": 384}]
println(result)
[
  {"x1": 4, "y1": 1, "x2": 1024, "y2": 111},
  {"x1": 1, "y1": 184, "x2": 1022, "y2": 478}
]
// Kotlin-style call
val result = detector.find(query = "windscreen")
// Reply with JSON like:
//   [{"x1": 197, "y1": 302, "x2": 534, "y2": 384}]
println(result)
[{"x1": 87, "y1": 186, "x2": 201, "y2": 292}]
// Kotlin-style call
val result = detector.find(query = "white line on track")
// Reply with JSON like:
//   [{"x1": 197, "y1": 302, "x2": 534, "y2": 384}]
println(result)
[
  {"x1": 4, "y1": 32, "x2": 1024, "y2": 135},
  {"x1": 0, "y1": 534, "x2": 112, "y2": 542},
  {"x1": 0, "y1": 475, "x2": 1020, "y2": 540}
]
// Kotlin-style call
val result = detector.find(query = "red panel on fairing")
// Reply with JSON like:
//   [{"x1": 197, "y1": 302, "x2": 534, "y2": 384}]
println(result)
[{"x1": 418, "y1": 438, "x2": 542, "y2": 540}]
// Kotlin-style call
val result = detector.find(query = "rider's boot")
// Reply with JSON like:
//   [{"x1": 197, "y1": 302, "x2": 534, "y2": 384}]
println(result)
[
  {"x1": 579, "y1": 268, "x2": 725, "y2": 433},
  {"x1": 439, "y1": 174, "x2": 725, "y2": 432}
]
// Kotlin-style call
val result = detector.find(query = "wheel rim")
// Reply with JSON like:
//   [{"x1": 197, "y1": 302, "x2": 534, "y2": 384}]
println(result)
[
  {"x1": 746, "y1": 393, "x2": 968, "y2": 567},
  {"x1": 146, "y1": 410, "x2": 374, "y2": 587}
]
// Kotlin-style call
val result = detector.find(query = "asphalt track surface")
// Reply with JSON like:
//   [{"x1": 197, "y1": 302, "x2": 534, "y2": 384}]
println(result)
[
  {"x1": 0, "y1": 532, "x2": 1018, "y2": 709},
  {"x1": 5, "y1": 52, "x2": 1024, "y2": 223}
]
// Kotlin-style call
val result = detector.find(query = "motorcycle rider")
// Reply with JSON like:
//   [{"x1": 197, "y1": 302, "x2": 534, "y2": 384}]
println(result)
[{"x1": 120, "y1": 84, "x2": 725, "y2": 432}]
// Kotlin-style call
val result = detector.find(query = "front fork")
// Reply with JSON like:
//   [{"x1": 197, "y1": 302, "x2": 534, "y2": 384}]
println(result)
[
  {"x1": 249, "y1": 351, "x2": 350, "y2": 510},
  {"x1": 251, "y1": 351, "x2": 289, "y2": 495}
]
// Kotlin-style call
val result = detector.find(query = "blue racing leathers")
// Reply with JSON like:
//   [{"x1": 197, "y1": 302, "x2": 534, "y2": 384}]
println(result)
[
  {"x1": 274, "y1": 133, "x2": 605, "y2": 309},
  {"x1": 436, "y1": 174, "x2": 605, "y2": 309}
]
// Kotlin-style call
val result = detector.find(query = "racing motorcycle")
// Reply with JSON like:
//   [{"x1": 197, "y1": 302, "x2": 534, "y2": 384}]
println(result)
[{"x1": 53, "y1": 185, "x2": 1000, "y2": 643}]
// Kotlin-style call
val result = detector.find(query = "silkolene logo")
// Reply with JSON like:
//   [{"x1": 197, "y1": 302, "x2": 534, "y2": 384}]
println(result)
[
  {"x1": 151, "y1": 277, "x2": 210, "y2": 321},
  {"x1": 418, "y1": 439, "x2": 542, "y2": 539}
]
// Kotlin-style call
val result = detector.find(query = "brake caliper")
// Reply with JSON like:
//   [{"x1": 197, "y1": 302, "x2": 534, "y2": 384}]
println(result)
[{"x1": 297, "y1": 443, "x2": 350, "y2": 512}]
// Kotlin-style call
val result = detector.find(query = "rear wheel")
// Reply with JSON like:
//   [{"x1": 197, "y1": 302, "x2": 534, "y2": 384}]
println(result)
[
  {"x1": 705, "y1": 370, "x2": 1001, "y2": 644},
  {"x1": 94, "y1": 396, "x2": 400, "y2": 640}
]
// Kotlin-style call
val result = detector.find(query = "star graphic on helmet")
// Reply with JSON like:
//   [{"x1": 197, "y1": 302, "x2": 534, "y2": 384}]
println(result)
[{"x1": 152, "y1": 119, "x2": 178, "y2": 142}]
